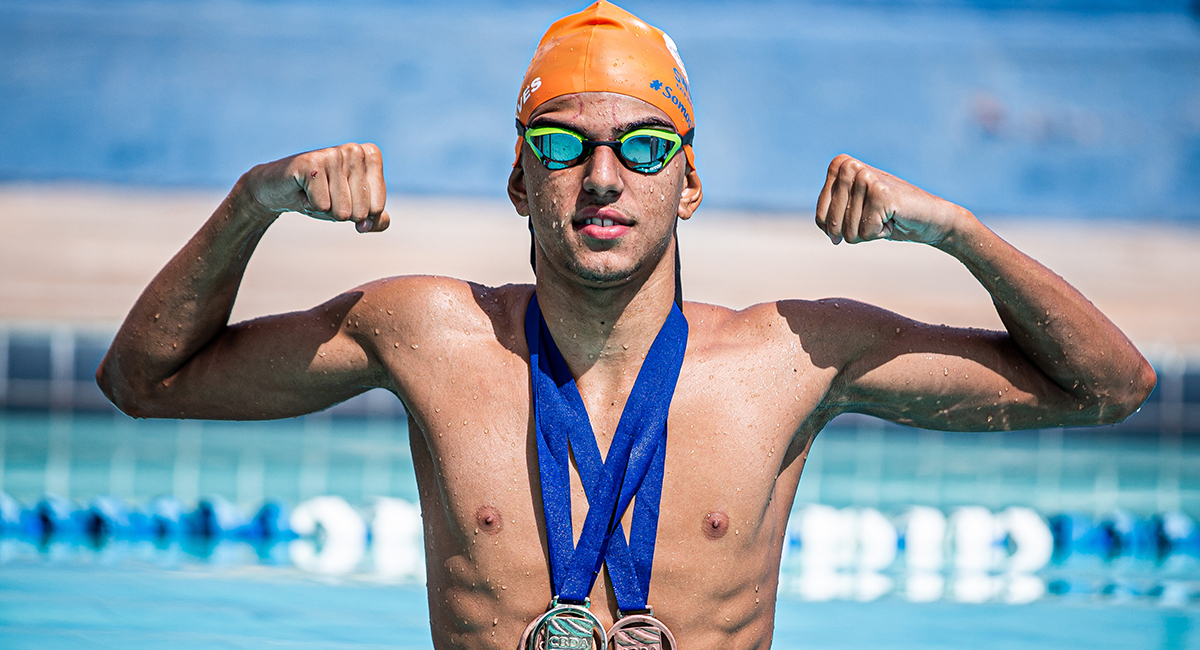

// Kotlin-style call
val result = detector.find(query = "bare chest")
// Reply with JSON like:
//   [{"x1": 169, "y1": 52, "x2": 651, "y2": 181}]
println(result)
[{"x1": 393, "y1": 334, "x2": 827, "y2": 545}]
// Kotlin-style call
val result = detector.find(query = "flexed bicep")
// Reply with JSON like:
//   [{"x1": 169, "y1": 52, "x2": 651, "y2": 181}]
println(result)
[
  {"x1": 98, "y1": 144, "x2": 398, "y2": 418},
  {"x1": 823, "y1": 301, "x2": 1082, "y2": 432},
  {"x1": 110, "y1": 289, "x2": 390, "y2": 420}
]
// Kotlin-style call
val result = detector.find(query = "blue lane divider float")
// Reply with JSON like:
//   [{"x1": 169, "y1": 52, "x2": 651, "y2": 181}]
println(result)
[
  {"x1": 4, "y1": 492, "x2": 1200, "y2": 566},
  {"x1": 0, "y1": 492, "x2": 300, "y2": 543},
  {"x1": 1049, "y1": 511, "x2": 1200, "y2": 561}
]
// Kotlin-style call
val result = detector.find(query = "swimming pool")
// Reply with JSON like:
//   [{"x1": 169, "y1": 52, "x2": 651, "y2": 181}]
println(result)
[{"x1": 2, "y1": 407, "x2": 1199, "y2": 648}]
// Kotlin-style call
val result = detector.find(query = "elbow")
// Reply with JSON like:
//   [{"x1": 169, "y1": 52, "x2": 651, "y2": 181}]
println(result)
[
  {"x1": 1134, "y1": 358, "x2": 1158, "y2": 404},
  {"x1": 1092, "y1": 358, "x2": 1157, "y2": 425},
  {"x1": 96, "y1": 352, "x2": 156, "y2": 419}
]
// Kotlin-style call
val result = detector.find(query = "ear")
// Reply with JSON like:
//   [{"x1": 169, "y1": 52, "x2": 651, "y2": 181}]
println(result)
[
  {"x1": 508, "y1": 153, "x2": 530, "y2": 217},
  {"x1": 677, "y1": 165, "x2": 703, "y2": 220}
]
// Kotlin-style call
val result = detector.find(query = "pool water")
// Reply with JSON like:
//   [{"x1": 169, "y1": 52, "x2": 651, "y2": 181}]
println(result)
[{"x1": 3, "y1": 551, "x2": 1197, "y2": 649}]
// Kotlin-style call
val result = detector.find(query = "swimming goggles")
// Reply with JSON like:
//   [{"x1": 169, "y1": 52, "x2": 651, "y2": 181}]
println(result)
[{"x1": 517, "y1": 120, "x2": 693, "y2": 174}]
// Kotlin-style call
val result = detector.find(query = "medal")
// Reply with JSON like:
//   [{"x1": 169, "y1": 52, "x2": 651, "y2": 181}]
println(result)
[
  {"x1": 607, "y1": 612, "x2": 677, "y2": 650},
  {"x1": 523, "y1": 295, "x2": 688, "y2": 650},
  {"x1": 521, "y1": 599, "x2": 608, "y2": 650}
]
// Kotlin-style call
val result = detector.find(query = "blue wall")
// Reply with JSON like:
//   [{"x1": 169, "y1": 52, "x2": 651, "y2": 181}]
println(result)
[{"x1": 2, "y1": 0, "x2": 1199, "y2": 217}]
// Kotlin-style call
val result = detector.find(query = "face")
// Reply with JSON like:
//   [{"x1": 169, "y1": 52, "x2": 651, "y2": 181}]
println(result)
[{"x1": 508, "y1": 92, "x2": 702, "y2": 289}]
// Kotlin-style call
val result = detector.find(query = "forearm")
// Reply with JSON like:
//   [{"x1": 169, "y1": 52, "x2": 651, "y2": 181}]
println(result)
[
  {"x1": 98, "y1": 177, "x2": 277, "y2": 412},
  {"x1": 939, "y1": 212, "x2": 1155, "y2": 419}
]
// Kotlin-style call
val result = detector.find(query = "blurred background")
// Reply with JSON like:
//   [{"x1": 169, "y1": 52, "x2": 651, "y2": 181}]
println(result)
[{"x1": 2, "y1": 0, "x2": 1200, "y2": 648}]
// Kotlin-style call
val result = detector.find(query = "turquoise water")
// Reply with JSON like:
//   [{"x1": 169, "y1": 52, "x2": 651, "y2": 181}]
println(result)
[{"x1": 2, "y1": 550, "x2": 1198, "y2": 649}]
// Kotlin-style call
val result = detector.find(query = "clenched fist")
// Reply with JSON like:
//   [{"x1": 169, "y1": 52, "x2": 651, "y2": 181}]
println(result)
[
  {"x1": 243, "y1": 142, "x2": 389, "y2": 233},
  {"x1": 815, "y1": 154, "x2": 969, "y2": 247}
]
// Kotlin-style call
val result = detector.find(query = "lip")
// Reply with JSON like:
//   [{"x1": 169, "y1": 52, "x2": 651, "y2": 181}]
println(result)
[{"x1": 573, "y1": 207, "x2": 632, "y2": 241}]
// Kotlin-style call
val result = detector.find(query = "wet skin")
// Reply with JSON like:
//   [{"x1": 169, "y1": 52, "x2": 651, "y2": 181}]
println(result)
[{"x1": 98, "y1": 93, "x2": 1155, "y2": 650}]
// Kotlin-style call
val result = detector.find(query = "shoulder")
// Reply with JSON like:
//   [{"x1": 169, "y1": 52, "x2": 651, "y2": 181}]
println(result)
[
  {"x1": 683, "y1": 297, "x2": 915, "y2": 368},
  {"x1": 345, "y1": 276, "x2": 534, "y2": 348}
]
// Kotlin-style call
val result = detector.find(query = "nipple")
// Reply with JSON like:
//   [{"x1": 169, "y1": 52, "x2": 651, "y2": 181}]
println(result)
[
  {"x1": 701, "y1": 511, "x2": 729, "y2": 540},
  {"x1": 476, "y1": 505, "x2": 503, "y2": 535}
]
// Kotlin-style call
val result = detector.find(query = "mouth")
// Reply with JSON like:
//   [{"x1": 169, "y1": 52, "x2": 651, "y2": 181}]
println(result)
[{"x1": 573, "y1": 208, "x2": 632, "y2": 241}]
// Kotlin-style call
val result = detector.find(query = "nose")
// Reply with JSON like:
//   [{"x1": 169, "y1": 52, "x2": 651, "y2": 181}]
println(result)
[{"x1": 581, "y1": 144, "x2": 624, "y2": 200}]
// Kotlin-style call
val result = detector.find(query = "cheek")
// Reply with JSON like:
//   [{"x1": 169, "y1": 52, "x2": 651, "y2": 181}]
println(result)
[
  {"x1": 632, "y1": 170, "x2": 684, "y2": 214},
  {"x1": 526, "y1": 175, "x2": 569, "y2": 215}
]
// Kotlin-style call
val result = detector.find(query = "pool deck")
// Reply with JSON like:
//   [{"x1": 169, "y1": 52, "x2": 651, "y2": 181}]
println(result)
[{"x1": 1, "y1": 184, "x2": 1197, "y2": 356}]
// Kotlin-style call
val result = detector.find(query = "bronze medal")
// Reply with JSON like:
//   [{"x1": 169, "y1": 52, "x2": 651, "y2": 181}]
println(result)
[
  {"x1": 606, "y1": 614, "x2": 676, "y2": 650},
  {"x1": 521, "y1": 601, "x2": 608, "y2": 650}
]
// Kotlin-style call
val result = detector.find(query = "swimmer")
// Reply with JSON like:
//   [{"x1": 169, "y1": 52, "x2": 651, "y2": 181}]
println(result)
[{"x1": 97, "y1": 3, "x2": 1155, "y2": 649}]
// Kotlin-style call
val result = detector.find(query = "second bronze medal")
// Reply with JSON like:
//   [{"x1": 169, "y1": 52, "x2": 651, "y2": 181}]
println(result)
[{"x1": 607, "y1": 613, "x2": 676, "y2": 650}]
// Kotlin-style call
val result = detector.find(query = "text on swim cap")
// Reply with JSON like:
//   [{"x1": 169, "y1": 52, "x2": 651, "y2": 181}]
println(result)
[
  {"x1": 518, "y1": 77, "x2": 542, "y2": 113},
  {"x1": 650, "y1": 71, "x2": 693, "y2": 131}
]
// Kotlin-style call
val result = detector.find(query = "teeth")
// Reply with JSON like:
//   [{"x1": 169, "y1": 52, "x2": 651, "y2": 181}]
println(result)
[{"x1": 584, "y1": 217, "x2": 617, "y2": 227}]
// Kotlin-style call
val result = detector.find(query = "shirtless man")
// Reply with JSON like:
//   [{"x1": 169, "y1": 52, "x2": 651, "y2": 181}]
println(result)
[{"x1": 97, "y1": 2, "x2": 1155, "y2": 649}]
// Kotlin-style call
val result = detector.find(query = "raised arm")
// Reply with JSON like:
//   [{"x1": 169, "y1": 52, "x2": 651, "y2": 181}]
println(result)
[
  {"x1": 97, "y1": 143, "x2": 394, "y2": 420},
  {"x1": 812, "y1": 154, "x2": 1156, "y2": 431}
]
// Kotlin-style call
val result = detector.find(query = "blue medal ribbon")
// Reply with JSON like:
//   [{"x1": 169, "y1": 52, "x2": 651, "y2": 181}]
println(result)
[{"x1": 526, "y1": 294, "x2": 688, "y2": 612}]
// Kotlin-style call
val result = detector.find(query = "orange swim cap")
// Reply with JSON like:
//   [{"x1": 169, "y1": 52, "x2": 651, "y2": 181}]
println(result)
[{"x1": 515, "y1": 1, "x2": 696, "y2": 170}]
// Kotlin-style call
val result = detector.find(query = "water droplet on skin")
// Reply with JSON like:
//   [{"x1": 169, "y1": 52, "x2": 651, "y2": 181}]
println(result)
[
  {"x1": 622, "y1": 344, "x2": 629, "y2": 350},
  {"x1": 154, "y1": 313, "x2": 160, "y2": 320},
  {"x1": 394, "y1": 342, "x2": 399, "y2": 348},
  {"x1": 319, "y1": 351, "x2": 325, "y2": 357},
  {"x1": 387, "y1": 309, "x2": 393, "y2": 315},
  {"x1": 411, "y1": 343, "x2": 419, "y2": 349},
  {"x1": 943, "y1": 368, "x2": 949, "y2": 376}
]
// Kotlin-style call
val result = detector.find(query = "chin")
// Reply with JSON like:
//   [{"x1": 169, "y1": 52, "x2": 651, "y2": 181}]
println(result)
[{"x1": 565, "y1": 258, "x2": 639, "y2": 286}]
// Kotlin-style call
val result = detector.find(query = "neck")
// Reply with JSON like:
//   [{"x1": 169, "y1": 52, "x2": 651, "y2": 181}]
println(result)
[{"x1": 534, "y1": 241, "x2": 678, "y2": 383}]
